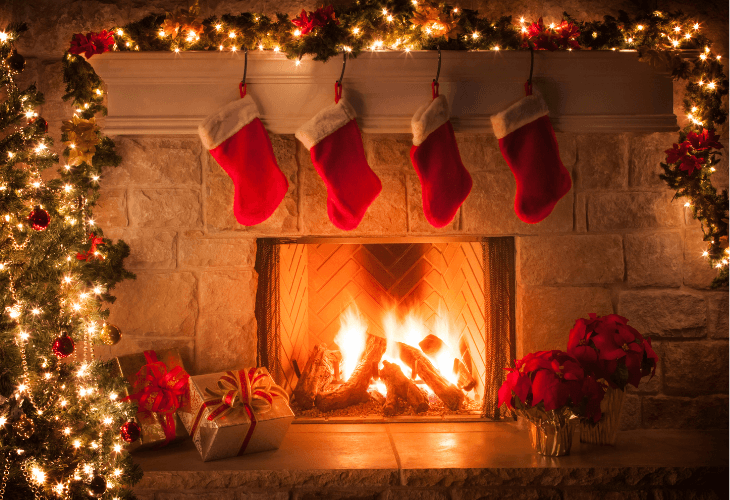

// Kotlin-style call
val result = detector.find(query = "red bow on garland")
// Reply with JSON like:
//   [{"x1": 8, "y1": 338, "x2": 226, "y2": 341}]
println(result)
[
  {"x1": 76, "y1": 234, "x2": 105, "y2": 261},
  {"x1": 69, "y1": 30, "x2": 114, "y2": 59},
  {"x1": 125, "y1": 350, "x2": 190, "y2": 446}
]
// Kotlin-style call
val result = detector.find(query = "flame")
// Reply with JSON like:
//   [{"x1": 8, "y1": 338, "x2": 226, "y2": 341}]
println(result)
[{"x1": 333, "y1": 305, "x2": 368, "y2": 380}]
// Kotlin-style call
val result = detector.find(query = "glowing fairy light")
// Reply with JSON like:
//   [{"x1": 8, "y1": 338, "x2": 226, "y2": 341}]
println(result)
[
  {"x1": 707, "y1": 81, "x2": 716, "y2": 90},
  {"x1": 637, "y1": 25, "x2": 644, "y2": 30},
  {"x1": 109, "y1": 392, "x2": 118, "y2": 401},
  {"x1": 673, "y1": 26, "x2": 681, "y2": 33},
  {"x1": 670, "y1": 39, "x2": 679, "y2": 48},
  {"x1": 63, "y1": 427, "x2": 71, "y2": 435},
  {"x1": 700, "y1": 53, "x2": 707, "y2": 60},
  {"x1": 520, "y1": 17, "x2": 525, "y2": 23},
  {"x1": 273, "y1": 46, "x2": 280, "y2": 52},
  {"x1": 215, "y1": 24, "x2": 222, "y2": 31},
  {"x1": 386, "y1": 15, "x2": 393, "y2": 22},
  {"x1": 219, "y1": 45, "x2": 224, "y2": 51},
  {"x1": 258, "y1": 43, "x2": 264, "y2": 50},
  {"x1": 294, "y1": 29, "x2": 301, "y2": 37},
  {"x1": 30, "y1": 466, "x2": 46, "y2": 485},
  {"x1": 702, "y1": 251, "x2": 709, "y2": 257},
  {"x1": 492, "y1": 46, "x2": 500, "y2": 51},
  {"x1": 174, "y1": 47, "x2": 180, "y2": 53},
  {"x1": 158, "y1": 29, "x2": 165, "y2": 38},
  {"x1": 693, "y1": 23, "x2": 700, "y2": 30},
  {"x1": 229, "y1": 31, "x2": 236, "y2": 38},
  {"x1": 472, "y1": 32, "x2": 479, "y2": 39},
  {"x1": 295, "y1": 59, "x2": 301, "y2": 66},
  {"x1": 343, "y1": 46, "x2": 352, "y2": 52},
  {"x1": 116, "y1": 28, "x2": 124, "y2": 36},
  {"x1": 0, "y1": 32, "x2": 8, "y2": 42},
  {"x1": 113, "y1": 444, "x2": 122, "y2": 453}
]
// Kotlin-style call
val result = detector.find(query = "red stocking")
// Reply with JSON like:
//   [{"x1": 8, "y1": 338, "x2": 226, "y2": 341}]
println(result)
[
  {"x1": 296, "y1": 99, "x2": 381, "y2": 230},
  {"x1": 490, "y1": 90, "x2": 571, "y2": 224},
  {"x1": 410, "y1": 92, "x2": 472, "y2": 228},
  {"x1": 199, "y1": 92, "x2": 288, "y2": 226}
]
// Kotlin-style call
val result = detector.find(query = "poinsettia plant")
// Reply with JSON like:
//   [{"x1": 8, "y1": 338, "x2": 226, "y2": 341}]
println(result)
[
  {"x1": 664, "y1": 128, "x2": 724, "y2": 176},
  {"x1": 521, "y1": 18, "x2": 580, "y2": 51},
  {"x1": 292, "y1": 5, "x2": 339, "y2": 35},
  {"x1": 69, "y1": 30, "x2": 114, "y2": 59},
  {"x1": 498, "y1": 350, "x2": 604, "y2": 423},
  {"x1": 567, "y1": 313, "x2": 658, "y2": 390}
]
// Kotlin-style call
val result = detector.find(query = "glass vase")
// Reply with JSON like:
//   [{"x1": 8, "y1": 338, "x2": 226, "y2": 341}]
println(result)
[
  {"x1": 579, "y1": 385, "x2": 625, "y2": 445},
  {"x1": 528, "y1": 417, "x2": 577, "y2": 456}
]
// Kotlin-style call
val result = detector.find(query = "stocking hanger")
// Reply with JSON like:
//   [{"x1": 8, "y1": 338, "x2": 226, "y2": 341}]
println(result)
[
  {"x1": 239, "y1": 48, "x2": 249, "y2": 97},
  {"x1": 335, "y1": 51, "x2": 347, "y2": 103},
  {"x1": 526, "y1": 43, "x2": 534, "y2": 96},
  {"x1": 432, "y1": 47, "x2": 441, "y2": 98}
]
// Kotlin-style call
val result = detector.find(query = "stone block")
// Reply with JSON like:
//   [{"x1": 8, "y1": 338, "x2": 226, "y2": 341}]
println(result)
[
  {"x1": 518, "y1": 286, "x2": 613, "y2": 355},
  {"x1": 519, "y1": 235, "x2": 623, "y2": 285},
  {"x1": 575, "y1": 193, "x2": 587, "y2": 233},
  {"x1": 107, "y1": 272, "x2": 198, "y2": 337},
  {"x1": 643, "y1": 395, "x2": 729, "y2": 429},
  {"x1": 463, "y1": 170, "x2": 573, "y2": 235},
  {"x1": 179, "y1": 233, "x2": 256, "y2": 268},
  {"x1": 130, "y1": 189, "x2": 202, "y2": 228},
  {"x1": 381, "y1": 491, "x2": 449, "y2": 500},
  {"x1": 95, "y1": 189, "x2": 128, "y2": 228},
  {"x1": 453, "y1": 489, "x2": 561, "y2": 500},
  {"x1": 104, "y1": 137, "x2": 202, "y2": 186},
  {"x1": 104, "y1": 229, "x2": 176, "y2": 270},
  {"x1": 564, "y1": 492, "x2": 648, "y2": 500},
  {"x1": 293, "y1": 489, "x2": 382, "y2": 500},
  {"x1": 157, "y1": 491, "x2": 237, "y2": 500},
  {"x1": 662, "y1": 341, "x2": 728, "y2": 395},
  {"x1": 302, "y1": 164, "x2": 407, "y2": 235},
  {"x1": 195, "y1": 312, "x2": 257, "y2": 374},
  {"x1": 625, "y1": 232, "x2": 683, "y2": 288},
  {"x1": 555, "y1": 133, "x2": 577, "y2": 168},
  {"x1": 707, "y1": 292, "x2": 729, "y2": 339},
  {"x1": 683, "y1": 228, "x2": 720, "y2": 289},
  {"x1": 97, "y1": 337, "x2": 195, "y2": 371},
  {"x1": 629, "y1": 133, "x2": 676, "y2": 189},
  {"x1": 587, "y1": 192, "x2": 683, "y2": 231},
  {"x1": 206, "y1": 143, "x2": 299, "y2": 234},
  {"x1": 363, "y1": 133, "x2": 413, "y2": 171},
  {"x1": 200, "y1": 270, "x2": 258, "y2": 316},
  {"x1": 619, "y1": 393, "x2": 642, "y2": 430},
  {"x1": 456, "y1": 134, "x2": 504, "y2": 172},
  {"x1": 238, "y1": 491, "x2": 290, "y2": 500},
  {"x1": 576, "y1": 134, "x2": 629, "y2": 190},
  {"x1": 618, "y1": 291, "x2": 706, "y2": 338},
  {"x1": 407, "y1": 174, "x2": 460, "y2": 233}
]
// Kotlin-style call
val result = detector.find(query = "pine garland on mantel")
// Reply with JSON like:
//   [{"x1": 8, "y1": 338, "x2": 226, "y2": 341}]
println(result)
[{"x1": 60, "y1": 0, "x2": 728, "y2": 286}]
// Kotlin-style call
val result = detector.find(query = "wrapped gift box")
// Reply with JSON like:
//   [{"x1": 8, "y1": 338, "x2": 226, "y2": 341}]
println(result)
[
  {"x1": 113, "y1": 348, "x2": 189, "y2": 451},
  {"x1": 179, "y1": 368, "x2": 294, "y2": 461}
]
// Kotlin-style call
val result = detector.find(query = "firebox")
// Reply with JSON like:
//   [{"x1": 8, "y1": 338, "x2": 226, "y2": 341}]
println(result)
[{"x1": 254, "y1": 238, "x2": 515, "y2": 422}]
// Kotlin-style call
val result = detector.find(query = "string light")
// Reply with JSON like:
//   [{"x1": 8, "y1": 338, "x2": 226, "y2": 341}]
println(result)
[
  {"x1": 637, "y1": 25, "x2": 644, "y2": 30},
  {"x1": 0, "y1": 32, "x2": 7, "y2": 42},
  {"x1": 472, "y1": 32, "x2": 480, "y2": 39}
]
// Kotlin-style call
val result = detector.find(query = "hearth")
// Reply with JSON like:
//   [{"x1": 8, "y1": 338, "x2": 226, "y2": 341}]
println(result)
[{"x1": 254, "y1": 237, "x2": 515, "y2": 421}]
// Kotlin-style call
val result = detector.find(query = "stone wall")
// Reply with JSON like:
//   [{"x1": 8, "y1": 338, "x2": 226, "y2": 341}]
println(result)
[{"x1": 6, "y1": 0, "x2": 729, "y2": 430}]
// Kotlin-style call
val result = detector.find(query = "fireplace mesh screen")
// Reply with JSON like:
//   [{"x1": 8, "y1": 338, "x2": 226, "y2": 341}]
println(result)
[{"x1": 255, "y1": 238, "x2": 515, "y2": 419}]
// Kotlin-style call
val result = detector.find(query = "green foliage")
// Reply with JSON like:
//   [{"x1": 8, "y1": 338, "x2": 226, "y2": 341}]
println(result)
[{"x1": 0, "y1": 24, "x2": 138, "y2": 499}]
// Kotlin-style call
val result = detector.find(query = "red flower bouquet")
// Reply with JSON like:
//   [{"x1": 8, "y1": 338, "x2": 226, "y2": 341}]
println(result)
[
  {"x1": 567, "y1": 313, "x2": 657, "y2": 390},
  {"x1": 498, "y1": 350, "x2": 604, "y2": 423},
  {"x1": 69, "y1": 30, "x2": 114, "y2": 59}
]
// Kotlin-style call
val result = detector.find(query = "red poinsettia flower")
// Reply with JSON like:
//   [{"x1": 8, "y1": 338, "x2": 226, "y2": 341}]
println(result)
[
  {"x1": 292, "y1": 5, "x2": 338, "y2": 35},
  {"x1": 679, "y1": 154, "x2": 704, "y2": 175},
  {"x1": 69, "y1": 30, "x2": 114, "y2": 59},
  {"x1": 497, "y1": 369, "x2": 531, "y2": 409},
  {"x1": 687, "y1": 129, "x2": 724, "y2": 151},
  {"x1": 522, "y1": 18, "x2": 580, "y2": 51},
  {"x1": 664, "y1": 142, "x2": 690, "y2": 164}
]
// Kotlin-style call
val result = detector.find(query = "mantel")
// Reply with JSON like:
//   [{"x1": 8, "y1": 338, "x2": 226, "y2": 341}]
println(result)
[{"x1": 90, "y1": 51, "x2": 677, "y2": 136}]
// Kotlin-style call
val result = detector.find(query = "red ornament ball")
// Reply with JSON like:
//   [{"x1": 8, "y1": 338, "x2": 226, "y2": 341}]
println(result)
[
  {"x1": 120, "y1": 420, "x2": 141, "y2": 443},
  {"x1": 28, "y1": 207, "x2": 50, "y2": 231},
  {"x1": 51, "y1": 334, "x2": 74, "y2": 358}
]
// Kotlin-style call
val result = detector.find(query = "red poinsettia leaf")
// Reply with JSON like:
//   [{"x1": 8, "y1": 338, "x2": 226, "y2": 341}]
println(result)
[
  {"x1": 497, "y1": 381, "x2": 514, "y2": 409},
  {"x1": 532, "y1": 370, "x2": 562, "y2": 410}
]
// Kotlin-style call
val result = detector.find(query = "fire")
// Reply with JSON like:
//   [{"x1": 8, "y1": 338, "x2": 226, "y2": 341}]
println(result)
[{"x1": 334, "y1": 305, "x2": 368, "y2": 380}]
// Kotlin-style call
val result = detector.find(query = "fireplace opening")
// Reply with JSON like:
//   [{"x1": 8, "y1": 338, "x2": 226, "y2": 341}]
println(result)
[{"x1": 255, "y1": 238, "x2": 516, "y2": 422}]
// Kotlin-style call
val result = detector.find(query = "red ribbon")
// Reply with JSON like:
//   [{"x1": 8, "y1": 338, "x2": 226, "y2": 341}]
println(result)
[
  {"x1": 525, "y1": 80, "x2": 533, "y2": 96},
  {"x1": 334, "y1": 81, "x2": 343, "y2": 104},
  {"x1": 76, "y1": 233, "x2": 105, "y2": 261},
  {"x1": 125, "y1": 350, "x2": 189, "y2": 446}
]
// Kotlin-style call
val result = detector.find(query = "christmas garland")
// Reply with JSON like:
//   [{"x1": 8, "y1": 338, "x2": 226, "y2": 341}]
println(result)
[{"x1": 60, "y1": 0, "x2": 729, "y2": 285}]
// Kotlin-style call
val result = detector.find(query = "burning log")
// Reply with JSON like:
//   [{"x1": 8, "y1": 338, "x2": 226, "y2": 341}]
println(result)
[
  {"x1": 419, "y1": 334, "x2": 477, "y2": 392},
  {"x1": 292, "y1": 344, "x2": 341, "y2": 409},
  {"x1": 315, "y1": 334, "x2": 386, "y2": 412},
  {"x1": 380, "y1": 360, "x2": 430, "y2": 416},
  {"x1": 398, "y1": 342, "x2": 464, "y2": 411}
]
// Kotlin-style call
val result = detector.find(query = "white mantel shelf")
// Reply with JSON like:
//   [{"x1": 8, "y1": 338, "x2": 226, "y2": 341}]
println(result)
[{"x1": 89, "y1": 51, "x2": 677, "y2": 136}]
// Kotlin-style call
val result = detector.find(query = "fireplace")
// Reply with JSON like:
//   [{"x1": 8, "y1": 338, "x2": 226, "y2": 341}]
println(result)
[{"x1": 254, "y1": 237, "x2": 515, "y2": 421}]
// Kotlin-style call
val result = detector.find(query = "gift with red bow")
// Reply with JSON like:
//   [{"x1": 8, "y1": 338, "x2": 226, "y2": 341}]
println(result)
[
  {"x1": 114, "y1": 349, "x2": 191, "y2": 451},
  {"x1": 179, "y1": 367, "x2": 294, "y2": 461}
]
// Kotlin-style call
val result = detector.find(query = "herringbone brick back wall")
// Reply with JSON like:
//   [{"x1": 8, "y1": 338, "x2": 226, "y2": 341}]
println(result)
[
  {"x1": 279, "y1": 243, "x2": 309, "y2": 394},
  {"x1": 300, "y1": 242, "x2": 487, "y2": 398}
]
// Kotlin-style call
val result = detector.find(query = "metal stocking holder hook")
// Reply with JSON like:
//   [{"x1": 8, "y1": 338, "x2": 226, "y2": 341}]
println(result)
[
  {"x1": 335, "y1": 51, "x2": 347, "y2": 103},
  {"x1": 432, "y1": 47, "x2": 441, "y2": 99},
  {"x1": 525, "y1": 43, "x2": 534, "y2": 96},
  {"x1": 239, "y1": 48, "x2": 249, "y2": 98}
]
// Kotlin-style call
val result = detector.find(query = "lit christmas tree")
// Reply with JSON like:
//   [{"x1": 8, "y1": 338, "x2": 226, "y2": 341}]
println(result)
[{"x1": 0, "y1": 23, "x2": 141, "y2": 499}]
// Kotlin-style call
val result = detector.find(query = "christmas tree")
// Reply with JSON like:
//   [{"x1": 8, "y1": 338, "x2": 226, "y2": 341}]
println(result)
[{"x1": 0, "y1": 23, "x2": 141, "y2": 499}]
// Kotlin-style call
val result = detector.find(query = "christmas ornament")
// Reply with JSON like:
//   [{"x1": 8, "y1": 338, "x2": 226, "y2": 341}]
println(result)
[
  {"x1": 28, "y1": 206, "x2": 50, "y2": 231},
  {"x1": 295, "y1": 90, "x2": 381, "y2": 230},
  {"x1": 490, "y1": 87, "x2": 572, "y2": 224},
  {"x1": 6, "y1": 50, "x2": 25, "y2": 71},
  {"x1": 198, "y1": 92, "x2": 288, "y2": 226},
  {"x1": 99, "y1": 322, "x2": 122, "y2": 345},
  {"x1": 86, "y1": 474, "x2": 107, "y2": 498},
  {"x1": 61, "y1": 115, "x2": 98, "y2": 166},
  {"x1": 69, "y1": 30, "x2": 114, "y2": 60},
  {"x1": 411, "y1": 1, "x2": 463, "y2": 39},
  {"x1": 120, "y1": 419, "x2": 141, "y2": 443},
  {"x1": 52, "y1": 334, "x2": 75, "y2": 358},
  {"x1": 162, "y1": 1, "x2": 204, "y2": 38},
  {"x1": 12, "y1": 413, "x2": 35, "y2": 439},
  {"x1": 410, "y1": 88, "x2": 472, "y2": 228},
  {"x1": 76, "y1": 233, "x2": 105, "y2": 261}
]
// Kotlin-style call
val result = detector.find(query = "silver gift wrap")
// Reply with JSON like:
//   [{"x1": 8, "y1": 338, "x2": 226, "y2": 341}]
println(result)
[{"x1": 179, "y1": 370, "x2": 294, "y2": 462}]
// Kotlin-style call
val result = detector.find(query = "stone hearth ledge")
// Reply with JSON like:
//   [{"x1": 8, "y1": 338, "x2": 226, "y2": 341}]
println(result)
[{"x1": 131, "y1": 422, "x2": 728, "y2": 499}]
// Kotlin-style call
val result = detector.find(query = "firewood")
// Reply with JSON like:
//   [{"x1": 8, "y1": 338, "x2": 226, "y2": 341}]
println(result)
[
  {"x1": 398, "y1": 342, "x2": 464, "y2": 411},
  {"x1": 326, "y1": 350, "x2": 343, "y2": 383},
  {"x1": 419, "y1": 334, "x2": 477, "y2": 392},
  {"x1": 380, "y1": 360, "x2": 430, "y2": 416},
  {"x1": 315, "y1": 334, "x2": 386, "y2": 412},
  {"x1": 292, "y1": 343, "x2": 334, "y2": 409}
]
